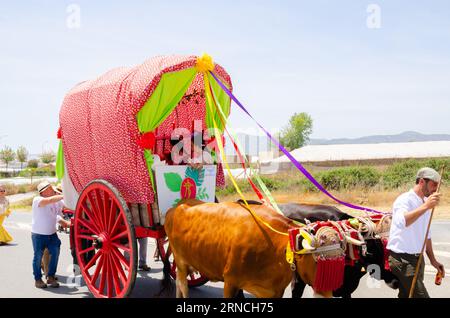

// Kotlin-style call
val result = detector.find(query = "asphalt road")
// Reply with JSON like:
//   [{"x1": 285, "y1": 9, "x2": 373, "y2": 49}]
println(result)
[{"x1": 1, "y1": 210, "x2": 450, "y2": 298}]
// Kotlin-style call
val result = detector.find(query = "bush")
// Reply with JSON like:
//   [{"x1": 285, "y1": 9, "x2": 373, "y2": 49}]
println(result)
[
  {"x1": 27, "y1": 159, "x2": 39, "y2": 169},
  {"x1": 19, "y1": 166, "x2": 55, "y2": 178},
  {"x1": 314, "y1": 166, "x2": 381, "y2": 190},
  {"x1": 298, "y1": 177, "x2": 320, "y2": 192},
  {"x1": 382, "y1": 160, "x2": 421, "y2": 189},
  {"x1": 0, "y1": 183, "x2": 39, "y2": 195},
  {"x1": 216, "y1": 178, "x2": 252, "y2": 197},
  {"x1": 257, "y1": 175, "x2": 284, "y2": 191},
  {"x1": 382, "y1": 158, "x2": 449, "y2": 189}
]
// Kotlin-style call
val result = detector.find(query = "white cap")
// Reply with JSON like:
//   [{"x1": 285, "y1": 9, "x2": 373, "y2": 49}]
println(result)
[{"x1": 416, "y1": 167, "x2": 441, "y2": 183}]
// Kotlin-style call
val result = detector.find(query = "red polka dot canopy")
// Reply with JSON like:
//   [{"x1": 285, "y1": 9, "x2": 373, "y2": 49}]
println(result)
[{"x1": 58, "y1": 55, "x2": 232, "y2": 204}]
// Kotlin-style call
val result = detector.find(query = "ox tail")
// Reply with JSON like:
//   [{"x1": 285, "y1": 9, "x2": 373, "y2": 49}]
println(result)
[{"x1": 158, "y1": 253, "x2": 174, "y2": 296}]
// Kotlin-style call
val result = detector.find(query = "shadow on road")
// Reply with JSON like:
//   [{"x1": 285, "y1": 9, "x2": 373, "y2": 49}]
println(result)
[
  {"x1": 0, "y1": 243, "x2": 19, "y2": 247},
  {"x1": 130, "y1": 275, "x2": 228, "y2": 298}
]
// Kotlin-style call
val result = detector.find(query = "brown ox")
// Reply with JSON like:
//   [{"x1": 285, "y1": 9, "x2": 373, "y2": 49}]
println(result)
[{"x1": 161, "y1": 199, "x2": 341, "y2": 298}]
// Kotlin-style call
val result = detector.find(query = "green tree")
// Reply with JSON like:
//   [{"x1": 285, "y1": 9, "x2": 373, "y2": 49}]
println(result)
[
  {"x1": 20, "y1": 167, "x2": 38, "y2": 184},
  {"x1": 0, "y1": 146, "x2": 16, "y2": 173},
  {"x1": 16, "y1": 146, "x2": 29, "y2": 170},
  {"x1": 279, "y1": 112, "x2": 313, "y2": 150},
  {"x1": 27, "y1": 159, "x2": 39, "y2": 169},
  {"x1": 40, "y1": 150, "x2": 56, "y2": 164}
]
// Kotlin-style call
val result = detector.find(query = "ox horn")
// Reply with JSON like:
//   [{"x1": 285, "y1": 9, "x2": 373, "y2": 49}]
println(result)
[
  {"x1": 345, "y1": 235, "x2": 365, "y2": 246},
  {"x1": 301, "y1": 239, "x2": 315, "y2": 251}
]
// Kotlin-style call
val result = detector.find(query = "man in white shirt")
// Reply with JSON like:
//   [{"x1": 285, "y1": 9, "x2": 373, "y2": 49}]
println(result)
[
  {"x1": 387, "y1": 167, "x2": 445, "y2": 298},
  {"x1": 31, "y1": 181, "x2": 70, "y2": 289}
]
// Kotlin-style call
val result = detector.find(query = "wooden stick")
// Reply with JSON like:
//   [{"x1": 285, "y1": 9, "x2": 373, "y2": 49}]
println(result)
[{"x1": 408, "y1": 165, "x2": 445, "y2": 298}]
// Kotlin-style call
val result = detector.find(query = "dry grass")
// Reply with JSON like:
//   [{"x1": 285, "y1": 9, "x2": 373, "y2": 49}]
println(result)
[
  {"x1": 9, "y1": 198, "x2": 34, "y2": 211},
  {"x1": 1, "y1": 182, "x2": 40, "y2": 195},
  {"x1": 218, "y1": 186, "x2": 450, "y2": 220}
]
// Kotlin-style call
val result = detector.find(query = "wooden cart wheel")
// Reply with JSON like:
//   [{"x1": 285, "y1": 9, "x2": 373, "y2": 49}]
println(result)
[
  {"x1": 156, "y1": 237, "x2": 209, "y2": 288},
  {"x1": 74, "y1": 180, "x2": 137, "y2": 298}
]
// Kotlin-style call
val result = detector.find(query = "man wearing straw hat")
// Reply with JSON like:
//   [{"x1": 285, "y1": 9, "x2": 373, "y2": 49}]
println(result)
[
  {"x1": 387, "y1": 167, "x2": 445, "y2": 298},
  {"x1": 31, "y1": 180, "x2": 70, "y2": 289}
]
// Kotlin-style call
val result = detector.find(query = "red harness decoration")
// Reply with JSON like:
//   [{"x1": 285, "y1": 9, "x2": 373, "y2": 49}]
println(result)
[
  {"x1": 342, "y1": 220, "x2": 362, "y2": 262},
  {"x1": 381, "y1": 238, "x2": 391, "y2": 271},
  {"x1": 307, "y1": 222, "x2": 347, "y2": 292},
  {"x1": 288, "y1": 227, "x2": 301, "y2": 251},
  {"x1": 314, "y1": 254, "x2": 346, "y2": 292}
]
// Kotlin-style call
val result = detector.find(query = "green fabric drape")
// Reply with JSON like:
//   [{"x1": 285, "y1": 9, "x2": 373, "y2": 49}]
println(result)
[
  {"x1": 56, "y1": 140, "x2": 64, "y2": 181},
  {"x1": 205, "y1": 72, "x2": 231, "y2": 134},
  {"x1": 136, "y1": 67, "x2": 197, "y2": 188},
  {"x1": 137, "y1": 67, "x2": 197, "y2": 132}
]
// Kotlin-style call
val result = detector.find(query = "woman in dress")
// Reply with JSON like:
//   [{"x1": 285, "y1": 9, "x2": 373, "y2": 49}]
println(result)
[{"x1": 0, "y1": 184, "x2": 13, "y2": 244}]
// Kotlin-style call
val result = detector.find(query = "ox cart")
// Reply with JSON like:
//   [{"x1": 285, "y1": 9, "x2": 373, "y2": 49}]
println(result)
[{"x1": 57, "y1": 55, "x2": 232, "y2": 298}]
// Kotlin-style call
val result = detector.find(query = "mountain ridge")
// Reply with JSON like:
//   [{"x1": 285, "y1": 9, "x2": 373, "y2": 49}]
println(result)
[{"x1": 309, "y1": 131, "x2": 450, "y2": 145}]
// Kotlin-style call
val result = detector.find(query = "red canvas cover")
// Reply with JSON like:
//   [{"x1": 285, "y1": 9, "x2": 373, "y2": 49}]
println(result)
[{"x1": 59, "y1": 55, "x2": 231, "y2": 203}]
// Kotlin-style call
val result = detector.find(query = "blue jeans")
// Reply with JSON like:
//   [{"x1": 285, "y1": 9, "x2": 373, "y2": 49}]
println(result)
[{"x1": 32, "y1": 233, "x2": 61, "y2": 281}]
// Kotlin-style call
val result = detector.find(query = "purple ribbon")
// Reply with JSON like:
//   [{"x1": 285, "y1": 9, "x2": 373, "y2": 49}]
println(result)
[{"x1": 209, "y1": 71, "x2": 388, "y2": 215}]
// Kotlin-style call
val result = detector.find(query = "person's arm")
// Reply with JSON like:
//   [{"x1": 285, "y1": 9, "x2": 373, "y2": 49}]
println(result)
[
  {"x1": 404, "y1": 192, "x2": 441, "y2": 227},
  {"x1": 38, "y1": 195, "x2": 64, "y2": 208},
  {"x1": 426, "y1": 238, "x2": 445, "y2": 277},
  {"x1": 58, "y1": 218, "x2": 71, "y2": 228},
  {"x1": 56, "y1": 202, "x2": 71, "y2": 228}
]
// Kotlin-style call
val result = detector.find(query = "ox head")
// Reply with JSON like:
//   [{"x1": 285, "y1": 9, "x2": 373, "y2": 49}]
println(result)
[
  {"x1": 310, "y1": 226, "x2": 346, "y2": 294},
  {"x1": 289, "y1": 225, "x2": 347, "y2": 296},
  {"x1": 359, "y1": 214, "x2": 398, "y2": 290}
]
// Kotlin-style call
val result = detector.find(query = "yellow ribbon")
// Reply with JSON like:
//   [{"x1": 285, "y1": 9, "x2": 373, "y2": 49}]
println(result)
[
  {"x1": 203, "y1": 72, "x2": 288, "y2": 237},
  {"x1": 286, "y1": 242, "x2": 295, "y2": 265},
  {"x1": 206, "y1": 73, "x2": 286, "y2": 217}
]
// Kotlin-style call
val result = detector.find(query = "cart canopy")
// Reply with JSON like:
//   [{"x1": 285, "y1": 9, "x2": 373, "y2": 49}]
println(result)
[{"x1": 58, "y1": 55, "x2": 232, "y2": 203}]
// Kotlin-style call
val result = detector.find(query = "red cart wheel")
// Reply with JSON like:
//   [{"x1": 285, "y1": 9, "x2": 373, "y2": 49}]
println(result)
[
  {"x1": 156, "y1": 237, "x2": 209, "y2": 287},
  {"x1": 74, "y1": 180, "x2": 137, "y2": 298}
]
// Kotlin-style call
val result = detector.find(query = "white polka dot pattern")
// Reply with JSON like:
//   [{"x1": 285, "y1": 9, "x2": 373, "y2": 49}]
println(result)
[{"x1": 59, "y1": 55, "x2": 232, "y2": 203}]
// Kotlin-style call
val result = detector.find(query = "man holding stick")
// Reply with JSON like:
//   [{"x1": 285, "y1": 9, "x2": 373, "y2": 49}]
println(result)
[{"x1": 387, "y1": 167, "x2": 445, "y2": 298}]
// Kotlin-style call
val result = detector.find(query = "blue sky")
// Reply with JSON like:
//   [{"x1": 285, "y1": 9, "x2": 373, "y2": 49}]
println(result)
[{"x1": 1, "y1": 0, "x2": 450, "y2": 154}]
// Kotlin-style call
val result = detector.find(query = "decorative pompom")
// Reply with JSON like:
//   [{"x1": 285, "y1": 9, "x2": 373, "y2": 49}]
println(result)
[
  {"x1": 57, "y1": 127, "x2": 62, "y2": 139},
  {"x1": 137, "y1": 132, "x2": 156, "y2": 150},
  {"x1": 195, "y1": 53, "x2": 214, "y2": 73}
]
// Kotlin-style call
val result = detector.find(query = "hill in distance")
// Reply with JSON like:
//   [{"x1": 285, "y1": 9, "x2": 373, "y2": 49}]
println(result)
[{"x1": 309, "y1": 131, "x2": 450, "y2": 145}]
